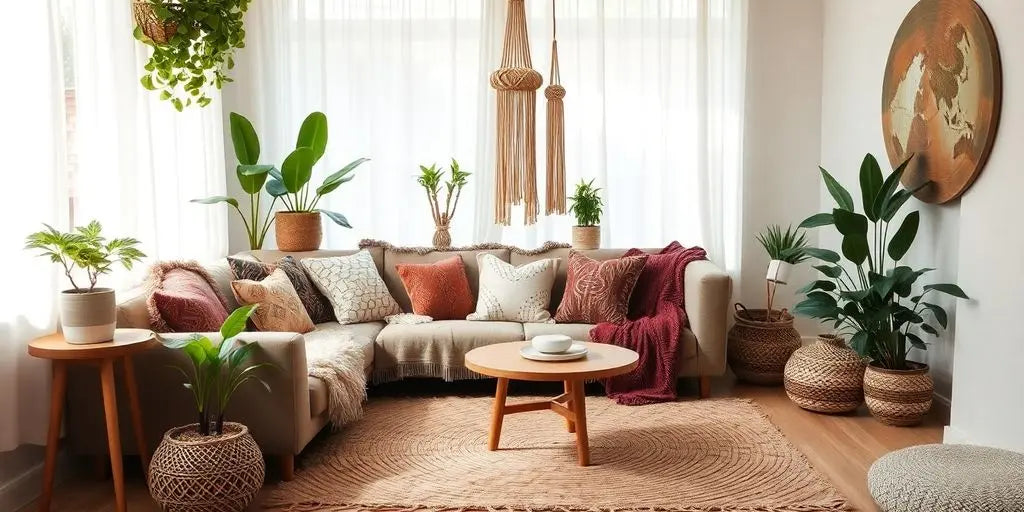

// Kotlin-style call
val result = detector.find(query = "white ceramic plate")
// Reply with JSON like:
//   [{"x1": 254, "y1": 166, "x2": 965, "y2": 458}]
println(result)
[{"x1": 519, "y1": 341, "x2": 588, "y2": 361}]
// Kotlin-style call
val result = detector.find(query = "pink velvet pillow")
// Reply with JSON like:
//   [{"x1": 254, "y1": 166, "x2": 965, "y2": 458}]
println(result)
[{"x1": 147, "y1": 261, "x2": 230, "y2": 332}]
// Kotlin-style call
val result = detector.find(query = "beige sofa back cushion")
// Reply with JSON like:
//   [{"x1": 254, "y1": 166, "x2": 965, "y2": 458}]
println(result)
[{"x1": 382, "y1": 249, "x2": 510, "y2": 313}]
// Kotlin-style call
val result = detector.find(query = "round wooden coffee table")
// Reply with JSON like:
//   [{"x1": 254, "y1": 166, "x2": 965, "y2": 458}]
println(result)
[{"x1": 465, "y1": 341, "x2": 638, "y2": 466}]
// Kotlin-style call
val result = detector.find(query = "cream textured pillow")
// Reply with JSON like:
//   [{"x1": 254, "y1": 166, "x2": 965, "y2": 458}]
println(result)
[
  {"x1": 230, "y1": 268, "x2": 315, "y2": 333},
  {"x1": 467, "y1": 253, "x2": 559, "y2": 322},
  {"x1": 301, "y1": 250, "x2": 401, "y2": 324}
]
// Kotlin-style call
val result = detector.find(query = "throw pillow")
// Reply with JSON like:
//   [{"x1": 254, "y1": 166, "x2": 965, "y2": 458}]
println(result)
[
  {"x1": 146, "y1": 261, "x2": 230, "y2": 332},
  {"x1": 467, "y1": 253, "x2": 559, "y2": 322},
  {"x1": 384, "y1": 313, "x2": 434, "y2": 325},
  {"x1": 553, "y1": 250, "x2": 648, "y2": 324},
  {"x1": 227, "y1": 256, "x2": 335, "y2": 324},
  {"x1": 301, "y1": 250, "x2": 401, "y2": 324},
  {"x1": 395, "y1": 256, "x2": 475, "y2": 320},
  {"x1": 231, "y1": 268, "x2": 315, "y2": 333}
]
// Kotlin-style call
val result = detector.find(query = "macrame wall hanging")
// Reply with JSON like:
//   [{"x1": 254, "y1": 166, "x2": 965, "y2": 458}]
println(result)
[
  {"x1": 491, "y1": 0, "x2": 543, "y2": 225},
  {"x1": 544, "y1": 0, "x2": 566, "y2": 215}
]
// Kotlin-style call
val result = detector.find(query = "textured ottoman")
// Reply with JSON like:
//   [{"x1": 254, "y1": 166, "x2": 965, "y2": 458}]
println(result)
[{"x1": 868, "y1": 444, "x2": 1024, "y2": 511}]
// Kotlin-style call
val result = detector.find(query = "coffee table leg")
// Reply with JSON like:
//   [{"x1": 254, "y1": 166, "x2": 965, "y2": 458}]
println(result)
[
  {"x1": 569, "y1": 380, "x2": 590, "y2": 466},
  {"x1": 488, "y1": 377, "x2": 508, "y2": 451},
  {"x1": 563, "y1": 380, "x2": 575, "y2": 433},
  {"x1": 100, "y1": 358, "x2": 127, "y2": 512},
  {"x1": 39, "y1": 361, "x2": 67, "y2": 512}
]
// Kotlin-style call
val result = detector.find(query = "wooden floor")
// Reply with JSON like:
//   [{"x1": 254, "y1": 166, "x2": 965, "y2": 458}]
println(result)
[{"x1": 22, "y1": 378, "x2": 945, "y2": 512}]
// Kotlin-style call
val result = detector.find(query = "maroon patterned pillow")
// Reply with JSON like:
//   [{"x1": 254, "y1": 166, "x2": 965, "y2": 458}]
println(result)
[
  {"x1": 227, "y1": 256, "x2": 335, "y2": 324},
  {"x1": 553, "y1": 251, "x2": 648, "y2": 324},
  {"x1": 146, "y1": 261, "x2": 230, "y2": 333}
]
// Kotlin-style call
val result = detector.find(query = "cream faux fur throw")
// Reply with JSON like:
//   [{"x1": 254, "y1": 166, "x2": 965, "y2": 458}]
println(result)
[{"x1": 303, "y1": 330, "x2": 367, "y2": 428}]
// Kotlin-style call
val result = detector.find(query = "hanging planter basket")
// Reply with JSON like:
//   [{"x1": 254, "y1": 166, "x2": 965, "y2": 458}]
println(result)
[
  {"x1": 727, "y1": 304, "x2": 802, "y2": 385},
  {"x1": 132, "y1": 1, "x2": 179, "y2": 45},
  {"x1": 784, "y1": 334, "x2": 867, "y2": 413}
]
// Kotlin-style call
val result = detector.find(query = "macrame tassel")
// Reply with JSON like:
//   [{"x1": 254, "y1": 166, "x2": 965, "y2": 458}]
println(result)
[
  {"x1": 491, "y1": 0, "x2": 542, "y2": 226},
  {"x1": 544, "y1": 24, "x2": 566, "y2": 215}
]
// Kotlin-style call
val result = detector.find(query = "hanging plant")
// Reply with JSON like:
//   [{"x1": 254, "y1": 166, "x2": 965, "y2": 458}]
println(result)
[{"x1": 132, "y1": 0, "x2": 251, "y2": 111}]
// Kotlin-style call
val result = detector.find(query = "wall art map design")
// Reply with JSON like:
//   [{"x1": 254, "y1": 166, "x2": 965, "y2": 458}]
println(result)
[{"x1": 881, "y1": 0, "x2": 1001, "y2": 203}]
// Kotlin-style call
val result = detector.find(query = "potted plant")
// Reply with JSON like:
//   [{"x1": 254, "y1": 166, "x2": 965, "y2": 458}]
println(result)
[
  {"x1": 417, "y1": 159, "x2": 470, "y2": 248},
  {"x1": 24, "y1": 222, "x2": 145, "y2": 344},
  {"x1": 133, "y1": 0, "x2": 251, "y2": 110},
  {"x1": 568, "y1": 179, "x2": 603, "y2": 249},
  {"x1": 726, "y1": 225, "x2": 807, "y2": 385},
  {"x1": 795, "y1": 153, "x2": 968, "y2": 426},
  {"x1": 260, "y1": 111, "x2": 369, "y2": 251},
  {"x1": 149, "y1": 305, "x2": 269, "y2": 512},
  {"x1": 192, "y1": 112, "x2": 277, "y2": 250}
]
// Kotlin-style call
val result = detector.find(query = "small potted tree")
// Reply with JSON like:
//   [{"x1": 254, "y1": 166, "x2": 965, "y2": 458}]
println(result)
[
  {"x1": 568, "y1": 179, "x2": 603, "y2": 250},
  {"x1": 417, "y1": 159, "x2": 470, "y2": 248},
  {"x1": 24, "y1": 222, "x2": 145, "y2": 344},
  {"x1": 149, "y1": 305, "x2": 270, "y2": 512}
]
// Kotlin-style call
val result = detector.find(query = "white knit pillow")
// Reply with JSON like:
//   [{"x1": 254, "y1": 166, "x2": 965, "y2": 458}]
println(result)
[
  {"x1": 467, "y1": 253, "x2": 559, "y2": 323},
  {"x1": 301, "y1": 251, "x2": 401, "y2": 324}
]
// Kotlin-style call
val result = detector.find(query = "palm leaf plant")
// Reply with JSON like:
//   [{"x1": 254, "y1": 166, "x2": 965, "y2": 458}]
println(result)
[
  {"x1": 567, "y1": 179, "x2": 603, "y2": 227},
  {"x1": 417, "y1": 158, "x2": 471, "y2": 229},
  {"x1": 794, "y1": 153, "x2": 968, "y2": 370},
  {"x1": 755, "y1": 224, "x2": 808, "y2": 317},
  {"x1": 159, "y1": 305, "x2": 272, "y2": 436},
  {"x1": 25, "y1": 221, "x2": 146, "y2": 292}
]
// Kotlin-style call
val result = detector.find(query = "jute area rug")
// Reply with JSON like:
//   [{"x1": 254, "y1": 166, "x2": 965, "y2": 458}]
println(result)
[{"x1": 265, "y1": 396, "x2": 849, "y2": 511}]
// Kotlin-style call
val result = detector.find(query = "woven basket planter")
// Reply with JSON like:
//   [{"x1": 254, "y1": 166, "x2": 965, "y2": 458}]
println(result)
[
  {"x1": 571, "y1": 226, "x2": 600, "y2": 250},
  {"x1": 784, "y1": 334, "x2": 866, "y2": 413},
  {"x1": 864, "y1": 361, "x2": 933, "y2": 426},
  {"x1": 275, "y1": 211, "x2": 322, "y2": 251},
  {"x1": 148, "y1": 422, "x2": 265, "y2": 512},
  {"x1": 726, "y1": 305, "x2": 801, "y2": 385},
  {"x1": 131, "y1": 1, "x2": 179, "y2": 45},
  {"x1": 433, "y1": 223, "x2": 452, "y2": 248}
]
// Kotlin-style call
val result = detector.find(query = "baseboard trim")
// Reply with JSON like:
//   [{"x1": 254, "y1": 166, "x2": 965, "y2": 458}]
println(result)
[
  {"x1": 0, "y1": 453, "x2": 69, "y2": 512},
  {"x1": 943, "y1": 425, "x2": 972, "y2": 445}
]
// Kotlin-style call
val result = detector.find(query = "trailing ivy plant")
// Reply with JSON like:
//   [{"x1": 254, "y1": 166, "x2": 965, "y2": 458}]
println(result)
[
  {"x1": 134, "y1": 0, "x2": 252, "y2": 110},
  {"x1": 794, "y1": 154, "x2": 968, "y2": 371},
  {"x1": 568, "y1": 179, "x2": 603, "y2": 227}
]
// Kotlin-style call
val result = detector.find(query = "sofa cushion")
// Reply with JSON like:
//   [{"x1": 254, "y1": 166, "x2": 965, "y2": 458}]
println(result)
[
  {"x1": 522, "y1": 322, "x2": 699, "y2": 361},
  {"x1": 301, "y1": 251, "x2": 401, "y2": 324},
  {"x1": 382, "y1": 249, "x2": 510, "y2": 313},
  {"x1": 304, "y1": 321, "x2": 385, "y2": 372},
  {"x1": 554, "y1": 251, "x2": 648, "y2": 324},
  {"x1": 511, "y1": 248, "x2": 661, "y2": 312},
  {"x1": 146, "y1": 261, "x2": 230, "y2": 332},
  {"x1": 230, "y1": 268, "x2": 315, "y2": 333},
  {"x1": 308, "y1": 376, "x2": 328, "y2": 417},
  {"x1": 395, "y1": 256, "x2": 475, "y2": 320},
  {"x1": 228, "y1": 256, "x2": 335, "y2": 324},
  {"x1": 244, "y1": 247, "x2": 386, "y2": 278},
  {"x1": 373, "y1": 320, "x2": 524, "y2": 383},
  {"x1": 468, "y1": 253, "x2": 559, "y2": 323}
]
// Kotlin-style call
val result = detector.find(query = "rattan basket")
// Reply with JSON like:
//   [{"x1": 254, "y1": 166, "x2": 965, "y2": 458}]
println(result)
[
  {"x1": 864, "y1": 361, "x2": 933, "y2": 426},
  {"x1": 275, "y1": 211, "x2": 323, "y2": 251},
  {"x1": 148, "y1": 422, "x2": 265, "y2": 512},
  {"x1": 132, "y1": 1, "x2": 179, "y2": 45},
  {"x1": 571, "y1": 226, "x2": 600, "y2": 250},
  {"x1": 784, "y1": 334, "x2": 866, "y2": 413},
  {"x1": 727, "y1": 305, "x2": 802, "y2": 385}
]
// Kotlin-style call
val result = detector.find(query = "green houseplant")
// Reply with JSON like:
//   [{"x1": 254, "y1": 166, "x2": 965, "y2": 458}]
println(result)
[
  {"x1": 756, "y1": 224, "x2": 809, "y2": 314},
  {"x1": 133, "y1": 0, "x2": 252, "y2": 110},
  {"x1": 149, "y1": 305, "x2": 268, "y2": 511},
  {"x1": 25, "y1": 221, "x2": 145, "y2": 344},
  {"x1": 795, "y1": 153, "x2": 968, "y2": 425},
  {"x1": 568, "y1": 179, "x2": 603, "y2": 249},
  {"x1": 417, "y1": 159, "x2": 470, "y2": 248},
  {"x1": 193, "y1": 112, "x2": 277, "y2": 250}
]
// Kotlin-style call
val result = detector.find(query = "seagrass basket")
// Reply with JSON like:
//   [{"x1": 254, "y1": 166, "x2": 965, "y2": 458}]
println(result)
[
  {"x1": 132, "y1": 1, "x2": 179, "y2": 45},
  {"x1": 864, "y1": 361, "x2": 933, "y2": 426},
  {"x1": 727, "y1": 305, "x2": 801, "y2": 385},
  {"x1": 571, "y1": 226, "x2": 600, "y2": 250},
  {"x1": 148, "y1": 422, "x2": 265, "y2": 512},
  {"x1": 275, "y1": 211, "x2": 323, "y2": 251},
  {"x1": 784, "y1": 334, "x2": 867, "y2": 413}
]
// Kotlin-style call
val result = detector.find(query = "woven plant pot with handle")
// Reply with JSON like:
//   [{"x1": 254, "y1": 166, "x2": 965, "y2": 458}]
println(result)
[
  {"x1": 148, "y1": 422, "x2": 265, "y2": 512},
  {"x1": 864, "y1": 361, "x2": 933, "y2": 426},
  {"x1": 784, "y1": 334, "x2": 867, "y2": 413},
  {"x1": 275, "y1": 211, "x2": 322, "y2": 251},
  {"x1": 726, "y1": 305, "x2": 802, "y2": 385}
]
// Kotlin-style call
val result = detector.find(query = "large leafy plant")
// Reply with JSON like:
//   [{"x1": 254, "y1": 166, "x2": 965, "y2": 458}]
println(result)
[
  {"x1": 134, "y1": 0, "x2": 251, "y2": 110},
  {"x1": 160, "y1": 305, "x2": 271, "y2": 436},
  {"x1": 795, "y1": 154, "x2": 968, "y2": 370},
  {"x1": 25, "y1": 221, "x2": 146, "y2": 292},
  {"x1": 192, "y1": 112, "x2": 277, "y2": 249},
  {"x1": 417, "y1": 159, "x2": 470, "y2": 227},
  {"x1": 568, "y1": 179, "x2": 603, "y2": 227},
  {"x1": 756, "y1": 224, "x2": 809, "y2": 264}
]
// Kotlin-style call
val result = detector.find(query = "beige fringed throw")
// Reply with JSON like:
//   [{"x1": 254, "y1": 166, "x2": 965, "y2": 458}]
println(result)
[
  {"x1": 545, "y1": 0, "x2": 566, "y2": 215},
  {"x1": 491, "y1": 0, "x2": 542, "y2": 225}
]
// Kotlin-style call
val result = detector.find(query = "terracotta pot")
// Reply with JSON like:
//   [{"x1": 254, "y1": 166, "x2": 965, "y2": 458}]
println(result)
[
  {"x1": 726, "y1": 305, "x2": 802, "y2": 385},
  {"x1": 571, "y1": 225, "x2": 600, "y2": 250},
  {"x1": 863, "y1": 361, "x2": 933, "y2": 426},
  {"x1": 433, "y1": 224, "x2": 452, "y2": 248},
  {"x1": 275, "y1": 212, "x2": 322, "y2": 251},
  {"x1": 131, "y1": 1, "x2": 179, "y2": 45},
  {"x1": 148, "y1": 422, "x2": 265, "y2": 512},
  {"x1": 784, "y1": 334, "x2": 867, "y2": 413},
  {"x1": 59, "y1": 288, "x2": 116, "y2": 344}
]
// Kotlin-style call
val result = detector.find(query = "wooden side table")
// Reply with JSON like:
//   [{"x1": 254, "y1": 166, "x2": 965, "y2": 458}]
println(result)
[{"x1": 28, "y1": 328, "x2": 157, "y2": 512}]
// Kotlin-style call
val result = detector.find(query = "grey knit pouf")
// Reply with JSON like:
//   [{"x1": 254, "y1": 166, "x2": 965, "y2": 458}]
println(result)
[{"x1": 868, "y1": 444, "x2": 1024, "y2": 511}]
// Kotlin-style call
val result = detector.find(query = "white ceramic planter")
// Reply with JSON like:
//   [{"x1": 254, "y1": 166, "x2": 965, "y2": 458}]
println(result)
[
  {"x1": 766, "y1": 260, "x2": 793, "y2": 284},
  {"x1": 59, "y1": 288, "x2": 116, "y2": 344}
]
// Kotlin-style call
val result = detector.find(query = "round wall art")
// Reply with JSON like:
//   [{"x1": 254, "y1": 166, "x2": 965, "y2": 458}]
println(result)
[{"x1": 881, "y1": 0, "x2": 1001, "y2": 204}]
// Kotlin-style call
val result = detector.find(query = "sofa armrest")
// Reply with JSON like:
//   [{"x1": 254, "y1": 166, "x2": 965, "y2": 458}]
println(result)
[{"x1": 684, "y1": 260, "x2": 732, "y2": 376}]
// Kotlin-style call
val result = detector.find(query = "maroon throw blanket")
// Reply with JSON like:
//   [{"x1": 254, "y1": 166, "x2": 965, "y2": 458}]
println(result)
[{"x1": 590, "y1": 242, "x2": 707, "y2": 405}]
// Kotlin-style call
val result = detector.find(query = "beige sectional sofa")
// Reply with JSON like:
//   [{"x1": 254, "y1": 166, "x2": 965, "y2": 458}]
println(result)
[{"x1": 64, "y1": 245, "x2": 731, "y2": 480}]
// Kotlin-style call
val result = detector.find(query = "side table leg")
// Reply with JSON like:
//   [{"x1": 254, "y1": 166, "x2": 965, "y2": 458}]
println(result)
[
  {"x1": 563, "y1": 380, "x2": 575, "y2": 433},
  {"x1": 39, "y1": 360, "x2": 67, "y2": 512},
  {"x1": 123, "y1": 355, "x2": 149, "y2": 476},
  {"x1": 488, "y1": 377, "x2": 509, "y2": 451},
  {"x1": 100, "y1": 358, "x2": 127, "y2": 512},
  {"x1": 569, "y1": 380, "x2": 590, "y2": 466}
]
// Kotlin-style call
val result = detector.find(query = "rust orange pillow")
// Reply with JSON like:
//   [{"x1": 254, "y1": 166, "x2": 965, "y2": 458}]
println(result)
[
  {"x1": 395, "y1": 256, "x2": 474, "y2": 320},
  {"x1": 554, "y1": 250, "x2": 648, "y2": 324}
]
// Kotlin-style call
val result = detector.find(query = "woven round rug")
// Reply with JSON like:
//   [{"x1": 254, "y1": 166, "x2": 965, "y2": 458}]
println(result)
[{"x1": 265, "y1": 396, "x2": 848, "y2": 511}]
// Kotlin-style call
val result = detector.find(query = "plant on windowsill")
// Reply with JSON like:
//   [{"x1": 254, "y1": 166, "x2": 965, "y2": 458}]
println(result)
[
  {"x1": 133, "y1": 0, "x2": 251, "y2": 110},
  {"x1": 794, "y1": 153, "x2": 968, "y2": 426},
  {"x1": 417, "y1": 159, "x2": 470, "y2": 248},
  {"x1": 568, "y1": 179, "x2": 603, "y2": 249},
  {"x1": 24, "y1": 221, "x2": 145, "y2": 344},
  {"x1": 148, "y1": 305, "x2": 268, "y2": 512}
]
